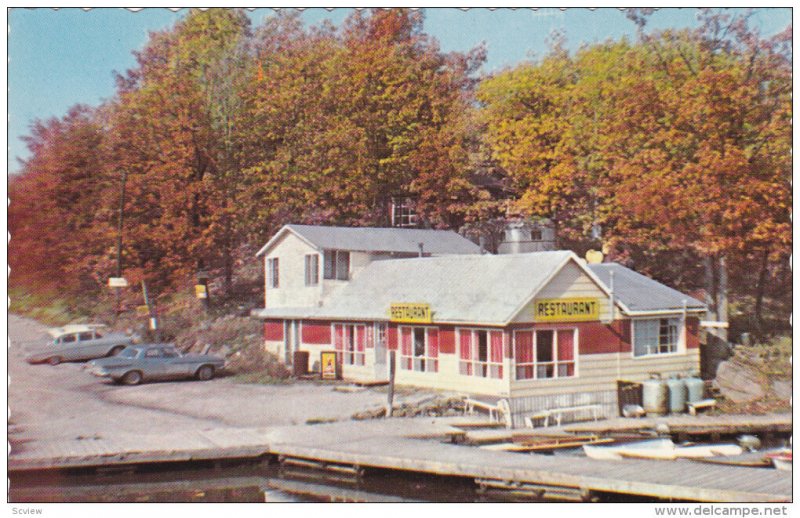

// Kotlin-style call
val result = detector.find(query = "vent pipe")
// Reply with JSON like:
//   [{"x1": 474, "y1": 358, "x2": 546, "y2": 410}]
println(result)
[{"x1": 418, "y1": 242, "x2": 424, "y2": 257}]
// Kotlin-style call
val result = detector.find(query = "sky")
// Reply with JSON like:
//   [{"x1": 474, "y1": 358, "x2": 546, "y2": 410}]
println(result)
[{"x1": 6, "y1": 7, "x2": 792, "y2": 173}]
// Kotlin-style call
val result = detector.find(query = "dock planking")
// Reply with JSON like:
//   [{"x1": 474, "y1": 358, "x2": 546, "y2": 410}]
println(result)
[
  {"x1": 8, "y1": 419, "x2": 791, "y2": 502},
  {"x1": 562, "y1": 414, "x2": 791, "y2": 437}
]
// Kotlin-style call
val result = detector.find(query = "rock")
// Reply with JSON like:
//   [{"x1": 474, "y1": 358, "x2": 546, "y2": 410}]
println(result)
[
  {"x1": 771, "y1": 380, "x2": 792, "y2": 401},
  {"x1": 715, "y1": 354, "x2": 767, "y2": 403}
]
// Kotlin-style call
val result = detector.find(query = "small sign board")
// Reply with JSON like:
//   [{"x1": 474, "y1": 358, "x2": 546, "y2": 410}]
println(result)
[
  {"x1": 136, "y1": 305, "x2": 150, "y2": 317},
  {"x1": 195, "y1": 284, "x2": 208, "y2": 299},
  {"x1": 320, "y1": 351, "x2": 338, "y2": 380},
  {"x1": 108, "y1": 277, "x2": 129, "y2": 288},
  {"x1": 700, "y1": 320, "x2": 729, "y2": 329},
  {"x1": 535, "y1": 297, "x2": 600, "y2": 322},
  {"x1": 389, "y1": 303, "x2": 432, "y2": 323}
]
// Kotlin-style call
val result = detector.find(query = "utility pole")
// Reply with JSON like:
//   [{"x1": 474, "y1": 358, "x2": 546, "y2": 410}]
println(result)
[{"x1": 115, "y1": 170, "x2": 128, "y2": 320}]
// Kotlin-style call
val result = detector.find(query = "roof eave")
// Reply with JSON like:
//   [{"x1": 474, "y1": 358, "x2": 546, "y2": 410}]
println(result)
[{"x1": 255, "y1": 225, "x2": 320, "y2": 257}]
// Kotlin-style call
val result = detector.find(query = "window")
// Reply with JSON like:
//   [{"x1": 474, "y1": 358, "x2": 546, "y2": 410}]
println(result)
[
  {"x1": 458, "y1": 329, "x2": 503, "y2": 379},
  {"x1": 304, "y1": 254, "x2": 319, "y2": 286},
  {"x1": 145, "y1": 348, "x2": 162, "y2": 358},
  {"x1": 334, "y1": 324, "x2": 365, "y2": 366},
  {"x1": 162, "y1": 348, "x2": 179, "y2": 358},
  {"x1": 94, "y1": 331, "x2": 103, "y2": 339},
  {"x1": 400, "y1": 326, "x2": 438, "y2": 372},
  {"x1": 78, "y1": 332, "x2": 93, "y2": 341},
  {"x1": 634, "y1": 318, "x2": 680, "y2": 357},
  {"x1": 514, "y1": 329, "x2": 576, "y2": 380},
  {"x1": 391, "y1": 198, "x2": 418, "y2": 227},
  {"x1": 323, "y1": 250, "x2": 349, "y2": 280},
  {"x1": 267, "y1": 257, "x2": 279, "y2": 288},
  {"x1": 61, "y1": 334, "x2": 77, "y2": 344}
]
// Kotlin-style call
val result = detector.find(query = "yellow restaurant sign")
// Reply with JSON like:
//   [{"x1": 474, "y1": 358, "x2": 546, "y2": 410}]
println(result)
[
  {"x1": 534, "y1": 297, "x2": 600, "y2": 322},
  {"x1": 389, "y1": 303, "x2": 432, "y2": 323}
]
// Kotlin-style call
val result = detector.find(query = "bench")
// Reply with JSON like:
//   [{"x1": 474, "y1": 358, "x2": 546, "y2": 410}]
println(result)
[
  {"x1": 687, "y1": 398, "x2": 716, "y2": 416},
  {"x1": 464, "y1": 398, "x2": 512, "y2": 428},
  {"x1": 524, "y1": 404, "x2": 602, "y2": 428}
]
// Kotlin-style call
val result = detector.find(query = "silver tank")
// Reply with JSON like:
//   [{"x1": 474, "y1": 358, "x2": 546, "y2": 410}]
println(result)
[
  {"x1": 666, "y1": 377, "x2": 688, "y2": 413},
  {"x1": 642, "y1": 378, "x2": 669, "y2": 416},
  {"x1": 684, "y1": 375, "x2": 705, "y2": 403}
]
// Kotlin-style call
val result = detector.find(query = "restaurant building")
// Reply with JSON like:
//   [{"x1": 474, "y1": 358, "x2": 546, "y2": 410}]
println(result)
[{"x1": 254, "y1": 224, "x2": 706, "y2": 426}]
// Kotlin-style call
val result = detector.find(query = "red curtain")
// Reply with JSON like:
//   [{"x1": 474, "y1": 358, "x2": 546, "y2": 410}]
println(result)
[
  {"x1": 356, "y1": 326, "x2": 366, "y2": 352},
  {"x1": 401, "y1": 327, "x2": 412, "y2": 356},
  {"x1": 515, "y1": 331, "x2": 533, "y2": 363},
  {"x1": 459, "y1": 331, "x2": 472, "y2": 359},
  {"x1": 427, "y1": 329, "x2": 439, "y2": 358},
  {"x1": 558, "y1": 330, "x2": 574, "y2": 360},
  {"x1": 334, "y1": 324, "x2": 344, "y2": 351},
  {"x1": 490, "y1": 331, "x2": 503, "y2": 363}
]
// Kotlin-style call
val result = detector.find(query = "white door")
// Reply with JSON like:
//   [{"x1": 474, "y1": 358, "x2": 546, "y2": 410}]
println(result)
[{"x1": 374, "y1": 323, "x2": 388, "y2": 380}]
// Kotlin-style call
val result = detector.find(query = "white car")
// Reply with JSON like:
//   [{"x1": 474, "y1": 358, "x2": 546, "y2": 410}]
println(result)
[{"x1": 26, "y1": 324, "x2": 136, "y2": 365}]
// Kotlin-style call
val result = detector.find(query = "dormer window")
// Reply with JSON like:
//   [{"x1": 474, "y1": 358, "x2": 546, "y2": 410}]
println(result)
[{"x1": 323, "y1": 250, "x2": 350, "y2": 281}]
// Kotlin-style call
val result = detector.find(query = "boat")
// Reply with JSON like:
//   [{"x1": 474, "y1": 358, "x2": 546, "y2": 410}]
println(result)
[
  {"x1": 583, "y1": 438, "x2": 674, "y2": 460},
  {"x1": 764, "y1": 450, "x2": 792, "y2": 471},
  {"x1": 619, "y1": 443, "x2": 743, "y2": 460},
  {"x1": 480, "y1": 435, "x2": 613, "y2": 452}
]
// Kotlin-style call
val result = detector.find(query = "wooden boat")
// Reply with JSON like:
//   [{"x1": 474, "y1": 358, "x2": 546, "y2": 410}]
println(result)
[
  {"x1": 481, "y1": 434, "x2": 613, "y2": 452},
  {"x1": 764, "y1": 450, "x2": 792, "y2": 471},
  {"x1": 619, "y1": 443, "x2": 743, "y2": 460},
  {"x1": 691, "y1": 453, "x2": 773, "y2": 468},
  {"x1": 583, "y1": 438, "x2": 674, "y2": 460}
]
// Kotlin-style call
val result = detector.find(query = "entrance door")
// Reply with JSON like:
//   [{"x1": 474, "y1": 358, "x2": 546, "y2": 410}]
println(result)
[{"x1": 374, "y1": 323, "x2": 388, "y2": 380}]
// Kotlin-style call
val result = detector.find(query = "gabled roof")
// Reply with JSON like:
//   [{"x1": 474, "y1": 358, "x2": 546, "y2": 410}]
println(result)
[
  {"x1": 256, "y1": 224, "x2": 481, "y2": 257},
  {"x1": 256, "y1": 251, "x2": 579, "y2": 325},
  {"x1": 587, "y1": 263, "x2": 706, "y2": 314}
]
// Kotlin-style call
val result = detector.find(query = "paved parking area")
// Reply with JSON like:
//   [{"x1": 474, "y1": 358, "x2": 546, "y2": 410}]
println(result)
[{"x1": 8, "y1": 314, "x2": 430, "y2": 450}]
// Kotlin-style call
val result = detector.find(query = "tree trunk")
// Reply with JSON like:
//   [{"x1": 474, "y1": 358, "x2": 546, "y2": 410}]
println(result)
[{"x1": 753, "y1": 249, "x2": 770, "y2": 340}]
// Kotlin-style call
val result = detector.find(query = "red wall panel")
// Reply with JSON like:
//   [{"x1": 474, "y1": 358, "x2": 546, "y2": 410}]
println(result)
[
  {"x1": 576, "y1": 320, "x2": 631, "y2": 354},
  {"x1": 264, "y1": 320, "x2": 283, "y2": 341},
  {"x1": 387, "y1": 325, "x2": 398, "y2": 350},
  {"x1": 302, "y1": 321, "x2": 331, "y2": 345}
]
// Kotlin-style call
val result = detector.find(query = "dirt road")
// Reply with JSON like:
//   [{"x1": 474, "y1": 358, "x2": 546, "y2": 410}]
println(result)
[{"x1": 8, "y1": 314, "x2": 423, "y2": 451}]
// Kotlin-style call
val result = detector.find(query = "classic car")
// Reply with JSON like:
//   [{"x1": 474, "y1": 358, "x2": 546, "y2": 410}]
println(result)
[
  {"x1": 26, "y1": 325, "x2": 136, "y2": 365},
  {"x1": 87, "y1": 344, "x2": 226, "y2": 385}
]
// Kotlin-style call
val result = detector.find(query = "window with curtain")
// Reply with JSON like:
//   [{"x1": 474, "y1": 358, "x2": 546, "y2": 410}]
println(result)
[
  {"x1": 323, "y1": 250, "x2": 350, "y2": 280},
  {"x1": 514, "y1": 328, "x2": 576, "y2": 380},
  {"x1": 399, "y1": 326, "x2": 438, "y2": 372},
  {"x1": 333, "y1": 323, "x2": 365, "y2": 366},
  {"x1": 633, "y1": 318, "x2": 680, "y2": 357},
  {"x1": 458, "y1": 329, "x2": 504, "y2": 379}
]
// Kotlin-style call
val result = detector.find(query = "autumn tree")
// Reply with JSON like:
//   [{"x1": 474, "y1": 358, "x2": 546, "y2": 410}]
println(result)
[{"x1": 9, "y1": 105, "x2": 113, "y2": 304}]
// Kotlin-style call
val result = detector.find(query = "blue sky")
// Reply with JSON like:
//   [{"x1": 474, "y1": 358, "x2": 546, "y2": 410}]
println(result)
[{"x1": 7, "y1": 7, "x2": 792, "y2": 173}]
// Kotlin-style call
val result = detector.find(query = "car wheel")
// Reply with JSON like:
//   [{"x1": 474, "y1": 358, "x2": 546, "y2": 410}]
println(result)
[
  {"x1": 108, "y1": 346, "x2": 126, "y2": 357},
  {"x1": 48, "y1": 356, "x2": 63, "y2": 366},
  {"x1": 196, "y1": 365, "x2": 215, "y2": 381},
  {"x1": 122, "y1": 370, "x2": 143, "y2": 386}
]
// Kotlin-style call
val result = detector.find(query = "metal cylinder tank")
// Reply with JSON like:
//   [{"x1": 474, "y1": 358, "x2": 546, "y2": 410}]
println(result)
[
  {"x1": 642, "y1": 378, "x2": 669, "y2": 416},
  {"x1": 684, "y1": 375, "x2": 705, "y2": 403},
  {"x1": 666, "y1": 377, "x2": 688, "y2": 414}
]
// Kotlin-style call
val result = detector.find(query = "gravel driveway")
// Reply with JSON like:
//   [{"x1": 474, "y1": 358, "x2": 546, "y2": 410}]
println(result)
[{"x1": 8, "y1": 314, "x2": 429, "y2": 449}]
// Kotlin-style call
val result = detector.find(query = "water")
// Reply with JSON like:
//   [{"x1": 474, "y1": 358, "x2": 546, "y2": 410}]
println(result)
[{"x1": 9, "y1": 461, "x2": 515, "y2": 503}]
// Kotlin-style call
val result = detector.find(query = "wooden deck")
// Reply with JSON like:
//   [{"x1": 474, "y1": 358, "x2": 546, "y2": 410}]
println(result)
[
  {"x1": 8, "y1": 418, "x2": 792, "y2": 502},
  {"x1": 562, "y1": 414, "x2": 792, "y2": 437}
]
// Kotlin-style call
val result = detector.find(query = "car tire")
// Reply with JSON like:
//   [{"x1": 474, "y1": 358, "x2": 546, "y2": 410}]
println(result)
[
  {"x1": 108, "y1": 346, "x2": 126, "y2": 357},
  {"x1": 122, "y1": 370, "x2": 143, "y2": 386},
  {"x1": 48, "y1": 356, "x2": 63, "y2": 366},
  {"x1": 196, "y1": 365, "x2": 215, "y2": 381}
]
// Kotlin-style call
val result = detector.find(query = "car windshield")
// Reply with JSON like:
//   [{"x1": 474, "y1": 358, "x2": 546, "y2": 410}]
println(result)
[{"x1": 119, "y1": 348, "x2": 138, "y2": 358}]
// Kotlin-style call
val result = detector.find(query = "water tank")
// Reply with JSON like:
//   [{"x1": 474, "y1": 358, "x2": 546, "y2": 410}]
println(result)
[
  {"x1": 642, "y1": 378, "x2": 669, "y2": 416},
  {"x1": 666, "y1": 377, "x2": 688, "y2": 414},
  {"x1": 685, "y1": 375, "x2": 705, "y2": 403}
]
